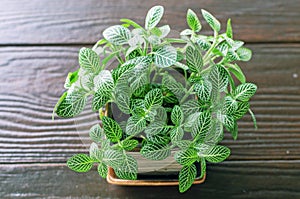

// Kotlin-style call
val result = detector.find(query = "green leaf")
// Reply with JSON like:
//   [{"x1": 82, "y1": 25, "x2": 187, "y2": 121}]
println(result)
[
  {"x1": 145, "y1": 5, "x2": 164, "y2": 30},
  {"x1": 97, "y1": 162, "x2": 108, "y2": 178},
  {"x1": 204, "y1": 120, "x2": 223, "y2": 145},
  {"x1": 120, "y1": 139, "x2": 139, "y2": 151},
  {"x1": 103, "y1": 25, "x2": 131, "y2": 45},
  {"x1": 78, "y1": 48, "x2": 101, "y2": 74},
  {"x1": 64, "y1": 69, "x2": 79, "y2": 89},
  {"x1": 237, "y1": 47, "x2": 252, "y2": 61},
  {"x1": 114, "y1": 153, "x2": 138, "y2": 180},
  {"x1": 171, "y1": 105, "x2": 184, "y2": 126},
  {"x1": 227, "y1": 63, "x2": 246, "y2": 83},
  {"x1": 67, "y1": 154, "x2": 94, "y2": 172},
  {"x1": 89, "y1": 124, "x2": 104, "y2": 143},
  {"x1": 232, "y1": 101, "x2": 250, "y2": 120},
  {"x1": 154, "y1": 106, "x2": 167, "y2": 122},
  {"x1": 55, "y1": 87, "x2": 87, "y2": 118},
  {"x1": 89, "y1": 142, "x2": 103, "y2": 161},
  {"x1": 145, "y1": 121, "x2": 166, "y2": 135},
  {"x1": 94, "y1": 70, "x2": 114, "y2": 93},
  {"x1": 201, "y1": 9, "x2": 221, "y2": 32},
  {"x1": 218, "y1": 113, "x2": 235, "y2": 132},
  {"x1": 184, "y1": 112, "x2": 200, "y2": 132},
  {"x1": 186, "y1": 46, "x2": 203, "y2": 73},
  {"x1": 187, "y1": 9, "x2": 201, "y2": 32},
  {"x1": 153, "y1": 45, "x2": 177, "y2": 68},
  {"x1": 102, "y1": 116, "x2": 122, "y2": 143},
  {"x1": 115, "y1": 92, "x2": 131, "y2": 114},
  {"x1": 162, "y1": 74, "x2": 186, "y2": 99},
  {"x1": 92, "y1": 92, "x2": 110, "y2": 111},
  {"x1": 196, "y1": 37, "x2": 211, "y2": 51},
  {"x1": 194, "y1": 81, "x2": 212, "y2": 102},
  {"x1": 175, "y1": 148, "x2": 198, "y2": 166},
  {"x1": 223, "y1": 95, "x2": 238, "y2": 114},
  {"x1": 209, "y1": 65, "x2": 229, "y2": 92},
  {"x1": 158, "y1": 25, "x2": 170, "y2": 38},
  {"x1": 203, "y1": 145, "x2": 231, "y2": 163},
  {"x1": 103, "y1": 149, "x2": 124, "y2": 168},
  {"x1": 120, "y1": 18, "x2": 143, "y2": 29},
  {"x1": 226, "y1": 18, "x2": 233, "y2": 39},
  {"x1": 170, "y1": 126, "x2": 184, "y2": 142},
  {"x1": 178, "y1": 164, "x2": 197, "y2": 193},
  {"x1": 126, "y1": 115, "x2": 147, "y2": 135},
  {"x1": 141, "y1": 142, "x2": 171, "y2": 160},
  {"x1": 144, "y1": 88, "x2": 163, "y2": 110},
  {"x1": 233, "y1": 83, "x2": 257, "y2": 101},
  {"x1": 181, "y1": 100, "x2": 202, "y2": 116},
  {"x1": 191, "y1": 111, "x2": 212, "y2": 141},
  {"x1": 175, "y1": 140, "x2": 192, "y2": 149}
]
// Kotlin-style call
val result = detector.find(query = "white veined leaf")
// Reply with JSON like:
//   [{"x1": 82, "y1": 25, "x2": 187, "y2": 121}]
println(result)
[
  {"x1": 226, "y1": 49, "x2": 239, "y2": 62},
  {"x1": 180, "y1": 29, "x2": 193, "y2": 36},
  {"x1": 232, "y1": 101, "x2": 250, "y2": 120},
  {"x1": 130, "y1": 73, "x2": 149, "y2": 93},
  {"x1": 89, "y1": 124, "x2": 104, "y2": 143},
  {"x1": 226, "y1": 18, "x2": 233, "y2": 39},
  {"x1": 146, "y1": 132, "x2": 170, "y2": 145},
  {"x1": 187, "y1": 9, "x2": 201, "y2": 32},
  {"x1": 115, "y1": 92, "x2": 131, "y2": 114},
  {"x1": 181, "y1": 100, "x2": 201, "y2": 116},
  {"x1": 201, "y1": 9, "x2": 221, "y2": 32},
  {"x1": 214, "y1": 42, "x2": 229, "y2": 57},
  {"x1": 178, "y1": 164, "x2": 197, "y2": 193},
  {"x1": 175, "y1": 148, "x2": 198, "y2": 166},
  {"x1": 128, "y1": 34, "x2": 144, "y2": 47},
  {"x1": 196, "y1": 37, "x2": 211, "y2": 51},
  {"x1": 114, "y1": 153, "x2": 138, "y2": 180},
  {"x1": 158, "y1": 25, "x2": 170, "y2": 38},
  {"x1": 67, "y1": 154, "x2": 94, "y2": 172},
  {"x1": 171, "y1": 105, "x2": 184, "y2": 126},
  {"x1": 203, "y1": 145, "x2": 231, "y2": 163},
  {"x1": 153, "y1": 45, "x2": 177, "y2": 68},
  {"x1": 227, "y1": 63, "x2": 246, "y2": 83},
  {"x1": 237, "y1": 47, "x2": 252, "y2": 62},
  {"x1": 144, "y1": 88, "x2": 163, "y2": 110},
  {"x1": 223, "y1": 95, "x2": 238, "y2": 114},
  {"x1": 97, "y1": 162, "x2": 108, "y2": 178},
  {"x1": 92, "y1": 92, "x2": 110, "y2": 111},
  {"x1": 175, "y1": 140, "x2": 192, "y2": 150},
  {"x1": 233, "y1": 83, "x2": 257, "y2": 101},
  {"x1": 145, "y1": 121, "x2": 166, "y2": 135},
  {"x1": 77, "y1": 68, "x2": 95, "y2": 91},
  {"x1": 191, "y1": 111, "x2": 212, "y2": 142},
  {"x1": 148, "y1": 35, "x2": 161, "y2": 45},
  {"x1": 162, "y1": 74, "x2": 186, "y2": 100},
  {"x1": 126, "y1": 115, "x2": 147, "y2": 135},
  {"x1": 170, "y1": 126, "x2": 184, "y2": 143},
  {"x1": 78, "y1": 47, "x2": 101, "y2": 74},
  {"x1": 204, "y1": 119, "x2": 223, "y2": 145},
  {"x1": 89, "y1": 142, "x2": 103, "y2": 161},
  {"x1": 140, "y1": 142, "x2": 171, "y2": 160},
  {"x1": 184, "y1": 112, "x2": 201, "y2": 132},
  {"x1": 186, "y1": 46, "x2": 203, "y2": 73},
  {"x1": 217, "y1": 111, "x2": 235, "y2": 131},
  {"x1": 154, "y1": 106, "x2": 167, "y2": 122},
  {"x1": 120, "y1": 139, "x2": 139, "y2": 151},
  {"x1": 102, "y1": 116, "x2": 122, "y2": 143},
  {"x1": 195, "y1": 143, "x2": 213, "y2": 156},
  {"x1": 193, "y1": 81, "x2": 212, "y2": 102},
  {"x1": 103, "y1": 149, "x2": 124, "y2": 168},
  {"x1": 55, "y1": 87, "x2": 87, "y2": 118},
  {"x1": 103, "y1": 25, "x2": 131, "y2": 45},
  {"x1": 145, "y1": 5, "x2": 164, "y2": 30},
  {"x1": 209, "y1": 65, "x2": 229, "y2": 92},
  {"x1": 94, "y1": 70, "x2": 114, "y2": 93}
]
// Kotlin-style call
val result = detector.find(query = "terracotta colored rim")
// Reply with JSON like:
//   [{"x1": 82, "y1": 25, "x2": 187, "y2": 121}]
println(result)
[{"x1": 106, "y1": 167, "x2": 206, "y2": 186}]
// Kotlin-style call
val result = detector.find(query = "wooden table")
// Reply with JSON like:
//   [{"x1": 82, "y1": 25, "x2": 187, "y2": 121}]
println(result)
[{"x1": 1, "y1": 0, "x2": 300, "y2": 198}]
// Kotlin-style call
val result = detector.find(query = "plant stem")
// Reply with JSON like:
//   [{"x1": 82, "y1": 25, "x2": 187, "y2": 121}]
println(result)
[{"x1": 203, "y1": 31, "x2": 218, "y2": 63}]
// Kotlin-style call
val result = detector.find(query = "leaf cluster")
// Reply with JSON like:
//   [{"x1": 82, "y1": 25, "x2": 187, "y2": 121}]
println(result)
[{"x1": 54, "y1": 6, "x2": 257, "y2": 193}]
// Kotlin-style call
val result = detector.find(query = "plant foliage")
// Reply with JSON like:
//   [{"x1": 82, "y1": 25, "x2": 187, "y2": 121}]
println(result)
[{"x1": 55, "y1": 6, "x2": 257, "y2": 193}]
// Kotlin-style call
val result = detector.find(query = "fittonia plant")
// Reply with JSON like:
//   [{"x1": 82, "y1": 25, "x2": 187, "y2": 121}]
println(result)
[{"x1": 53, "y1": 6, "x2": 257, "y2": 193}]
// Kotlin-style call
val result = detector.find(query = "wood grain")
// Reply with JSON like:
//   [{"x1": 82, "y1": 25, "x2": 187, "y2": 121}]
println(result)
[
  {"x1": 0, "y1": 162, "x2": 299, "y2": 199},
  {"x1": 0, "y1": 0, "x2": 299, "y2": 44},
  {"x1": 0, "y1": 44, "x2": 299, "y2": 163}
]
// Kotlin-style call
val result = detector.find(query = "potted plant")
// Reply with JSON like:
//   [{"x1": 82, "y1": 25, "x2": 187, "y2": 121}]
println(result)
[{"x1": 53, "y1": 5, "x2": 257, "y2": 193}]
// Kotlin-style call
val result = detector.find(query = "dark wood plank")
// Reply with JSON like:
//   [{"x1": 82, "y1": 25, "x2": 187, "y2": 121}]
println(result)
[
  {"x1": 0, "y1": 0, "x2": 300, "y2": 44},
  {"x1": 0, "y1": 44, "x2": 299, "y2": 163},
  {"x1": 1, "y1": 162, "x2": 299, "y2": 198}
]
